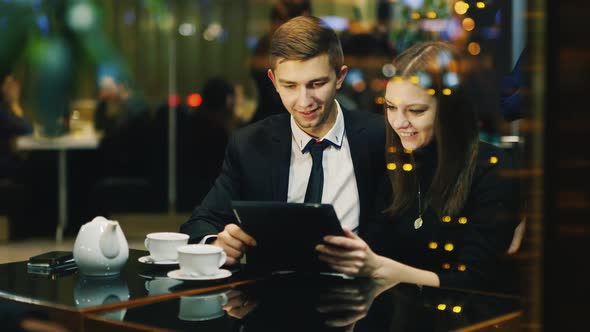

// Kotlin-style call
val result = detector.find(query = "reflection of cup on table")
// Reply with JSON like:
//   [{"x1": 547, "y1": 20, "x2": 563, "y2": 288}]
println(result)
[
  {"x1": 177, "y1": 244, "x2": 226, "y2": 276},
  {"x1": 178, "y1": 292, "x2": 228, "y2": 321},
  {"x1": 145, "y1": 278, "x2": 182, "y2": 296},
  {"x1": 144, "y1": 232, "x2": 189, "y2": 261}
]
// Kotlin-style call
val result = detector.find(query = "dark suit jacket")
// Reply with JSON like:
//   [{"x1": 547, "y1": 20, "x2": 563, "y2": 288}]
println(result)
[{"x1": 180, "y1": 109, "x2": 385, "y2": 243}]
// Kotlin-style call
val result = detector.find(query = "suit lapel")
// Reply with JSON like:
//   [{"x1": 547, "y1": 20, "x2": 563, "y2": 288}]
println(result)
[
  {"x1": 270, "y1": 115, "x2": 292, "y2": 201},
  {"x1": 344, "y1": 111, "x2": 369, "y2": 222}
]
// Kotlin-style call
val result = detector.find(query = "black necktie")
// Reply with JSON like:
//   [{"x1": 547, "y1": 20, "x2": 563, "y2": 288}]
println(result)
[{"x1": 304, "y1": 139, "x2": 331, "y2": 203}]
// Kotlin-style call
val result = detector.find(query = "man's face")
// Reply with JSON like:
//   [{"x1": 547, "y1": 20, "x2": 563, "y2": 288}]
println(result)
[{"x1": 268, "y1": 54, "x2": 347, "y2": 138}]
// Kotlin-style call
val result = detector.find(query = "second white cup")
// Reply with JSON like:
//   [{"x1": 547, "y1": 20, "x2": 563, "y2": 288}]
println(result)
[{"x1": 177, "y1": 244, "x2": 226, "y2": 276}]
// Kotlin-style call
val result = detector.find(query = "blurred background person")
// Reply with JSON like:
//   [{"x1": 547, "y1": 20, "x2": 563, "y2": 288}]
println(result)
[
  {"x1": 1, "y1": 69, "x2": 32, "y2": 177},
  {"x1": 0, "y1": 69, "x2": 33, "y2": 240},
  {"x1": 177, "y1": 77, "x2": 236, "y2": 211},
  {"x1": 88, "y1": 75, "x2": 156, "y2": 220}
]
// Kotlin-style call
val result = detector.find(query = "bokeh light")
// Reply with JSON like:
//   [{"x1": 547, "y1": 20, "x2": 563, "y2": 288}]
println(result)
[
  {"x1": 454, "y1": 1, "x2": 469, "y2": 15},
  {"x1": 66, "y1": 2, "x2": 96, "y2": 32},
  {"x1": 186, "y1": 93, "x2": 203, "y2": 107},
  {"x1": 178, "y1": 23, "x2": 196, "y2": 36},
  {"x1": 467, "y1": 42, "x2": 481, "y2": 55},
  {"x1": 462, "y1": 17, "x2": 475, "y2": 31}
]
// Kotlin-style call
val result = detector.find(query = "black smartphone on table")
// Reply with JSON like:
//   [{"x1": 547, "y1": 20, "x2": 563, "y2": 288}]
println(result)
[
  {"x1": 27, "y1": 251, "x2": 77, "y2": 277},
  {"x1": 28, "y1": 251, "x2": 74, "y2": 267}
]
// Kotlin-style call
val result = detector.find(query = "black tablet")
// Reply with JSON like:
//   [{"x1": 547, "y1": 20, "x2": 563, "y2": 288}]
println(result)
[{"x1": 232, "y1": 201, "x2": 345, "y2": 274}]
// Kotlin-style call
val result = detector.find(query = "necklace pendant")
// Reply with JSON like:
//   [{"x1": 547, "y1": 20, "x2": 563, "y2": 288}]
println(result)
[{"x1": 414, "y1": 217, "x2": 423, "y2": 229}]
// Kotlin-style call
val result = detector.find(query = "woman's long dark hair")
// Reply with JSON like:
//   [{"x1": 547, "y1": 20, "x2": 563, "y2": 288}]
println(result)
[{"x1": 385, "y1": 41, "x2": 480, "y2": 218}]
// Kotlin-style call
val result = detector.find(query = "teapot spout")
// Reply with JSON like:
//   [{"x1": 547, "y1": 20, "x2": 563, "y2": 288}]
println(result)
[{"x1": 100, "y1": 221, "x2": 121, "y2": 259}]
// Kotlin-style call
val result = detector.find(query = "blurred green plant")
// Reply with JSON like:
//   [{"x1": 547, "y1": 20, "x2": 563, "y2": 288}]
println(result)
[{"x1": 1, "y1": 0, "x2": 168, "y2": 136}]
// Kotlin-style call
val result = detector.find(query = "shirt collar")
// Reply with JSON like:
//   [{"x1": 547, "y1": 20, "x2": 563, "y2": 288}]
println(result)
[{"x1": 291, "y1": 100, "x2": 345, "y2": 152}]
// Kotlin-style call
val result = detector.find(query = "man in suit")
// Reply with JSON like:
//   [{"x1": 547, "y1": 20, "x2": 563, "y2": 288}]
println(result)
[{"x1": 180, "y1": 16, "x2": 385, "y2": 265}]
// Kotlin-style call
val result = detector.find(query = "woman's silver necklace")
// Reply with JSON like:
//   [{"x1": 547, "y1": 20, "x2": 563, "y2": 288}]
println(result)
[{"x1": 414, "y1": 183, "x2": 423, "y2": 229}]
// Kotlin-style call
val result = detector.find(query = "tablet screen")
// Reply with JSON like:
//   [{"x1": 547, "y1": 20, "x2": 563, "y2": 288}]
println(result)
[{"x1": 232, "y1": 201, "x2": 345, "y2": 273}]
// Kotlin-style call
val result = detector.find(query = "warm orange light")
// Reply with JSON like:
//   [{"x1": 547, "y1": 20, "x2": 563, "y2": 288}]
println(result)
[
  {"x1": 462, "y1": 17, "x2": 475, "y2": 31},
  {"x1": 375, "y1": 96, "x2": 385, "y2": 104},
  {"x1": 426, "y1": 11, "x2": 437, "y2": 19},
  {"x1": 428, "y1": 242, "x2": 438, "y2": 249},
  {"x1": 458, "y1": 264, "x2": 467, "y2": 271},
  {"x1": 411, "y1": 12, "x2": 421, "y2": 20},
  {"x1": 442, "y1": 216, "x2": 451, "y2": 223},
  {"x1": 442, "y1": 263, "x2": 451, "y2": 269},
  {"x1": 427, "y1": 88, "x2": 436, "y2": 95},
  {"x1": 467, "y1": 42, "x2": 481, "y2": 55},
  {"x1": 186, "y1": 93, "x2": 203, "y2": 107},
  {"x1": 387, "y1": 146, "x2": 397, "y2": 153},
  {"x1": 442, "y1": 88, "x2": 452, "y2": 95},
  {"x1": 458, "y1": 217, "x2": 468, "y2": 224}
]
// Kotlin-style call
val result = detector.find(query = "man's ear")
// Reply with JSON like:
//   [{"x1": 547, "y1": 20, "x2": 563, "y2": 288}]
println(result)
[
  {"x1": 267, "y1": 69, "x2": 278, "y2": 90},
  {"x1": 335, "y1": 65, "x2": 348, "y2": 90}
]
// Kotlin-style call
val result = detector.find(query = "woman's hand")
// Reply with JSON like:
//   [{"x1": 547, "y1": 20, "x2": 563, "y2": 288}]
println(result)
[
  {"x1": 317, "y1": 230, "x2": 441, "y2": 287},
  {"x1": 315, "y1": 229, "x2": 383, "y2": 278},
  {"x1": 317, "y1": 278, "x2": 397, "y2": 331}
]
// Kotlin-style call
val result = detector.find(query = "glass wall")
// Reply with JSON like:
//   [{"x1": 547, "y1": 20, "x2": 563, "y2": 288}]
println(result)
[{"x1": 1, "y1": 0, "x2": 547, "y2": 328}]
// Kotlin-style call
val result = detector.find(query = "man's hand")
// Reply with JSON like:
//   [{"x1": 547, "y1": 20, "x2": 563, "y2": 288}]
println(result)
[
  {"x1": 213, "y1": 224, "x2": 256, "y2": 265},
  {"x1": 223, "y1": 289, "x2": 258, "y2": 319}
]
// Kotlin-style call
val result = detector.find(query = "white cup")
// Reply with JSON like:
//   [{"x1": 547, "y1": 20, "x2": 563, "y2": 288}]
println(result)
[
  {"x1": 177, "y1": 244, "x2": 227, "y2": 276},
  {"x1": 178, "y1": 292, "x2": 228, "y2": 321},
  {"x1": 144, "y1": 232, "x2": 189, "y2": 261}
]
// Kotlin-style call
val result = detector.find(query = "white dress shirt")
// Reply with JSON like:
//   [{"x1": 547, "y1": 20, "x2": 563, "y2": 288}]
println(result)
[{"x1": 288, "y1": 101, "x2": 360, "y2": 233}]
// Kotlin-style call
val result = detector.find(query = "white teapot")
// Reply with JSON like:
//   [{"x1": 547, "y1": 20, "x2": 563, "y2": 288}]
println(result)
[{"x1": 73, "y1": 216, "x2": 129, "y2": 276}]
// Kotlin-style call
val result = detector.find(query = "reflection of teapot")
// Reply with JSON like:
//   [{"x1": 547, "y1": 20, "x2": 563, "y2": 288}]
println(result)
[
  {"x1": 74, "y1": 275, "x2": 130, "y2": 320},
  {"x1": 73, "y1": 216, "x2": 129, "y2": 276}
]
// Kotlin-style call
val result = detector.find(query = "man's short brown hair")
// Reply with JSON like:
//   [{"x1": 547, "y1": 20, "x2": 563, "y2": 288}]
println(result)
[{"x1": 269, "y1": 16, "x2": 343, "y2": 74}]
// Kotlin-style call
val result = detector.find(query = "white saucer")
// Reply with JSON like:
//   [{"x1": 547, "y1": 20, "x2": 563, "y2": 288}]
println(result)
[
  {"x1": 138, "y1": 255, "x2": 178, "y2": 265},
  {"x1": 167, "y1": 269, "x2": 232, "y2": 281},
  {"x1": 178, "y1": 312, "x2": 225, "y2": 322}
]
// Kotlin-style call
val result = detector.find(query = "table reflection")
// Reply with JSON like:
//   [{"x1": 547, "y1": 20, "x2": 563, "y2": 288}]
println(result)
[
  {"x1": 97, "y1": 273, "x2": 521, "y2": 332},
  {"x1": 74, "y1": 275, "x2": 129, "y2": 321}
]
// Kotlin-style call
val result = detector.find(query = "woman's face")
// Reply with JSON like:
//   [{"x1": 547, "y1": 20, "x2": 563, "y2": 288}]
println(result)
[{"x1": 385, "y1": 81, "x2": 437, "y2": 151}]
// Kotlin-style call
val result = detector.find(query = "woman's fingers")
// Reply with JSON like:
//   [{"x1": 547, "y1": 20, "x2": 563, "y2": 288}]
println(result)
[
  {"x1": 323, "y1": 234, "x2": 367, "y2": 251},
  {"x1": 316, "y1": 244, "x2": 367, "y2": 260}
]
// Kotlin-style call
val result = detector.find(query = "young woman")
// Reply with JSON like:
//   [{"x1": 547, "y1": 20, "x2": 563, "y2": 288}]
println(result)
[{"x1": 316, "y1": 41, "x2": 520, "y2": 291}]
